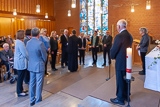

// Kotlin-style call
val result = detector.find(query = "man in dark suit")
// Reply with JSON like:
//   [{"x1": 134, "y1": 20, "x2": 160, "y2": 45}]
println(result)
[
  {"x1": 91, "y1": 31, "x2": 99, "y2": 64},
  {"x1": 68, "y1": 30, "x2": 79, "y2": 72},
  {"x1": 102, "y1": 30, "x2": 112, "y2": 66},
  {"x1": 0, "y1": 43, "x2": 14, "y2": 79},
  {"x1": 78, "y1": 32, "x2": 86, "y2": 65},
  {"x1": 110, "y1": 19, "x2": 133, "y2": 105},
  {"x1": 60, "y1": 29, "x2": 69, "y2": 68}
]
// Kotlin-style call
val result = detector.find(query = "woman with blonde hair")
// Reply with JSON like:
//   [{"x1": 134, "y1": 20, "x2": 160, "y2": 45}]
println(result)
[
  {"x1": 14, "y1": 30, "x2": 28, "y2": 97},
  {"x1": 50, "y1": 31, "x2": 58, "y2": 71},
  {"x1": 39, "y1": 28, "x2": 50, "y2": 75}
]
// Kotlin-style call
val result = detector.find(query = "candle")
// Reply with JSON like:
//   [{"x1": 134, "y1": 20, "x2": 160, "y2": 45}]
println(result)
[{"x1": 126, "y1": 48, "x2": 132, "y2": 79}]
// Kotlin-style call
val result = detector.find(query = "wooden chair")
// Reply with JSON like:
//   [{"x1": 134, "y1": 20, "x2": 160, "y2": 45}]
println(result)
[{"x1": 1, "y1": 65, "x2": 7, "y2": 82}]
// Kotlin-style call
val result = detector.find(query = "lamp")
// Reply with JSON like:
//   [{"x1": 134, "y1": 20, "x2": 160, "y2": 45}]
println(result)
[
  {"x1": 72, "y1": 0, "x2": 76, "y2": 8},
  {"x1": 131, "y1": 5, "x2": 134, "y2": 12},
  {"x1": 13, "y1": 9, "x2": 17, "y2": 15},
  {"x1": 36, "y1": 4, "x2": 40, "y2": 13},
  {"x1": 45, "y1": 13, "x2": 48, "y2": 18},
  {"x1": 68, "y1": 10, "x2": 71, "y2": 17},
  {"x1": 146, "y1": 0, "x2": 151, "y2": 10}
]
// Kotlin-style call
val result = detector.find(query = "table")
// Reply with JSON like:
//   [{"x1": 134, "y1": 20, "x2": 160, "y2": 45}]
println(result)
[{"x1": 144, "y1": 47, "x2": 160, "y2": 92}]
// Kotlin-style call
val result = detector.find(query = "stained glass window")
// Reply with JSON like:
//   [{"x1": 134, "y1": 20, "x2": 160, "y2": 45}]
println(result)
[{"x1": 80, "y1": 0, "x2": 108, "y2": 36}]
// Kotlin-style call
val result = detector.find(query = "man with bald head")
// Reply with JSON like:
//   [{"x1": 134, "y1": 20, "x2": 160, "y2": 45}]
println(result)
[{"x1": 110, "y1": 19, "x2": 133, "y2": 105}]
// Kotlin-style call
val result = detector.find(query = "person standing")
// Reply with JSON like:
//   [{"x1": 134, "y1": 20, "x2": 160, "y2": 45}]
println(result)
[
  {"x1": 136, "y1": 27, "x2": 149, "y2": 75},
  {"x1": 14, "y1": 30, "x2": 28, "y2": 97},
  {"x1": 23, "y1": 29, "x2": 31, "y2": 84},
  {"x1": 102, "y1": 30, "x2": 112, "y2": 66},
  {"x1": 110, "y1": 19, "x2": 133, "y2": 105},
  {"x1": 50, "y1": 31, "x2": 58, "y2": 71},
  {"x1": 60, "y1": 29, "x2": 69, "y2": 68},
  {"x1": 91, "y1": 31, "x2": 99, "y2": 65},
  {"x1": 68, "y1": 30, "x2": 79, "y2": 72},
  {"x1": 39, "y1": 28, "x2": 50, "y2": 75},
  {"x1": 26, "y1": 28, "x2": 47, "y2": 106},
  {"x1": 78, "y1": 32, "x2": 86, "y2": 65}
]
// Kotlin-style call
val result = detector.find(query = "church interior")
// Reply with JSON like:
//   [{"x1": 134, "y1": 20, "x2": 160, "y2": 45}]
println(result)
[{"x1": 0, "y1": 0, "x2": 160, "y2": 107}]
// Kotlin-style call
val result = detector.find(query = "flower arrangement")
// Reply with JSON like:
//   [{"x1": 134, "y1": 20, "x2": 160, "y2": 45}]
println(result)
[{"x1": 155, "y1": 40, "x2": 160, "y2": 45}]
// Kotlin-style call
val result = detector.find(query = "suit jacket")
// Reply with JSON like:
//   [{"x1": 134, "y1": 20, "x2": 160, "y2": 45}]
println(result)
[
  {"x1": 24, "y1": 36, "x2": 31, "y2": 46},
  {"x1": 0, "y1": 49, "x2": 14, "y2": 62},
  {"x1": 50, "y1": 37, "x2": 58, "y2": 51},
  {"x1": 110, "y1": 30, "x2": 133, "y2": 71},
  {"x1": 139, "y1": 34, "x2": 149, "y2": 52},
  {"x1": 91, "y1": 36, "x2": 99, "y2": 47},
  {"x1": 26, "y1": 38, "x2": 47, "y2": 72},
  {"x1": 78, "y1": 38, "x2": 86, "y2": 49},
  {"x1": 60, "y1": 34, "x2": 69, "y2": 50},
  {"x1": 14, "y1": 39, "x2": 28, "y2": 70},
  {"x1": 102, "y1": 35, "x2": 113, "y2": 49}
]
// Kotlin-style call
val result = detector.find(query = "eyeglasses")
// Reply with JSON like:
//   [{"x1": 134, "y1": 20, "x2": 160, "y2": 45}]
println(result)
[{"x1": 44, "y1": 31, "x2": 47, "y2": 32}]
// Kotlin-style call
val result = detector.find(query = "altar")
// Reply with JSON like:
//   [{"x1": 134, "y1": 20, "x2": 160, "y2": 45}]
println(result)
[{"x1": 144, "y1": 47, "x2": 160, "y2": 92}]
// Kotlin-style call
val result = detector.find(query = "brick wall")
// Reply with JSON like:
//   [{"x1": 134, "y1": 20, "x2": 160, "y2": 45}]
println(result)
[
  {"x1": 108, "y1": 0, "x2": 160, "y2": 40},
  {"x1": 54, "y1": 0, "x2": 80, "y2": 35},
  {"x1": 55, "y1": 0, "x2": 160, "y2": 40}
]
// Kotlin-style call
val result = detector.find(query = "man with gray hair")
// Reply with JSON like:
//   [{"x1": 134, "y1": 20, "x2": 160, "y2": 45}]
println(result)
[
  {"x1": 26, "y1": 27, "x2": 47, "y2": 106},
  {"x1": 60, "y1": 29, "x2": 69, "y2": 68},
  {"x1": 136, "y1": 27, "x2": 149, "y2": 75},
  {"x1": 110, "y1": 19, "x2": 133, "y2": 105},
  {"x1": 0, "y1": 43, "x2": 14, "y2": 79}
]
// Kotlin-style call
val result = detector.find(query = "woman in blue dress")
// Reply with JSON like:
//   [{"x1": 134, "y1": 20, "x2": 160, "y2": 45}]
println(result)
[{"x1": 39, "y1": 28, "x2": 50, "y2": 75}]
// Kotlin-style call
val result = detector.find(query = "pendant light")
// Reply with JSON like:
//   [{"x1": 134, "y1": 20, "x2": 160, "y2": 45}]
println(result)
[
  {"x1": 146, "y1": 0, "x2": 151, "y2": 10},
  {"x1": 68, "y1": 0, "x2": 71, "y2": 17},
  {"x1": 72, "y1": 0, "x2": 76, "y2": 8},
  {"x1": 36, "y1": 4, "x2": 40, "y2": 13},
  {"x1": 131, "y1": 5, "x2": 134, "y2": 12},
  {"x1": 13, "y1": 9, "x2": 17, "y2": 15},
  {"x1": 45, "y1": 13, "x2": 48, "y2": 18},
  {"x1": 68, "y1": 10, "x2": 71, "y2": 17}
]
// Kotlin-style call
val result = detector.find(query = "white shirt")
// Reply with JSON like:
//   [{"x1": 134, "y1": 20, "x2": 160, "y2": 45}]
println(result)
[{"x1": 119, "y1": 28, "x2": 126, "y2": 33}]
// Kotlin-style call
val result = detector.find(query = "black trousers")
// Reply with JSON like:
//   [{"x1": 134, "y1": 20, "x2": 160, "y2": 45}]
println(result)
[
  {"x1": 116, "y1": 70, "x2": 129, "y2": 101},
  {"x1": 45, "y1": 52, "x2": 49, "y2": 74},
  {"x1": 103, "y1": 48, "x2": 111, "y2": 65},
  {"x1": 79, "y1": 50, "x2": 85, "y2": 64},
  {"x1": 17, "y1": 70, "x2": 25, "y2": 94},
  {"x1": 51, "y1": 50, "x2": 57, "y2": 69},
  {"x1": 2, "y1": 61, "x2": 9, "y2": 71},
  {"x1": 61, "y1": 48, "x2": 68, "y2": 66},
  {"x1": 140, "y1": 52, "x2": 146, "y2": 74},
  {"x1": 92, "y1": 47, "x2": 98, "y2": 63},
  {"x1": 24, "y1": 69, "x2": 30, "y2": 84}
]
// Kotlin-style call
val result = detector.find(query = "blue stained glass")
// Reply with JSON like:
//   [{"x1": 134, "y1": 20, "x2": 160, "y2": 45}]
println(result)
[
  {"x1": 80, "y1": 0, "x2": 87, "y2": 34},
  {"x1": 80, "y1": 0, "x2": 108, "y2": 36},
  {"x1": 95, "y1": 0, "x2": 101, "y2": 34},
  {"x1": 88, "y1": 0, "x2": 94, "y2": 35}
]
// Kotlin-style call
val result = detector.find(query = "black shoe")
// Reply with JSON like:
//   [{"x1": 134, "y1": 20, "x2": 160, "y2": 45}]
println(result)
[
  {"x1": 139, "y1": 71, "x2": 145, "y2": 75},
  {"x1": 102, "y1": 63, "x2": 106, "y2": 66},
  {"x1": 18, "y1": 93, "x2": 28, "y2": 97},
  {"x1": 30, "y1": 101, "x2": 35, "y2": 106},
  {"x1": 61, "y1": 66, "x2": 65, "y2": 68},
  {"x1": 53, "y1": 68, "x2": 58, "y2": 71},
  {"x1": 92, "y1": 62, "x2": 95, "y2": 65},
  {"x1": 110, "y1": 98, "x2": 125, "y2": 105}
]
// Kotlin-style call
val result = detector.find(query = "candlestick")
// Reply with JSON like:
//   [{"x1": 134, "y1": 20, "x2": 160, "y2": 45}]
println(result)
[{"x1": 126, "y1": 48, "x2": 132, "y2": 79}]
